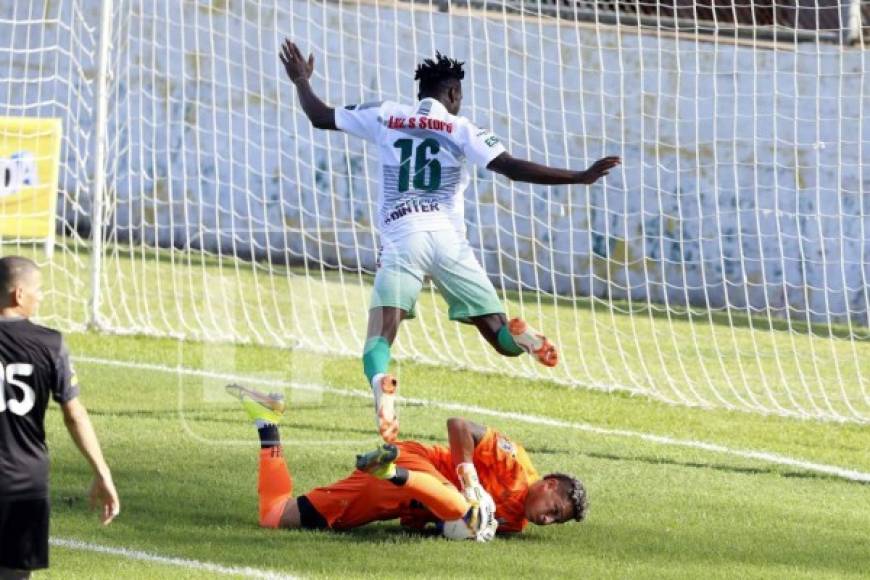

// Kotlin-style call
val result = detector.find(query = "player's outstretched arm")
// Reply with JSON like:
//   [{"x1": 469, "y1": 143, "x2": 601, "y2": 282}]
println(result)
[
  {"x1": 487, "y1": 152, "x2": 621, "y2": 185},
  {"x1": 61, "y1": 398, "x2": 120, "y2": 525},
  {"x1": 279, "y1": 39, "x2": 337, "y2": 130}
]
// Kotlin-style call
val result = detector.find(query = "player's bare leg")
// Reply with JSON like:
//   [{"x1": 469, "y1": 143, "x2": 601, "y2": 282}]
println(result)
[
  {"x1": 470, "y1": 313, "x2": 521, "y2": 356},
  {"x1": 363, "y1": 306, "x2": 406, "y2": 443},
  {"x1": 470, "y1": 313, "x2": 558, "y2": 367}
]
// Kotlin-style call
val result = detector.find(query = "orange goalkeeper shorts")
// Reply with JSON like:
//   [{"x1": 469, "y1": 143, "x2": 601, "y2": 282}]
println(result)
[{"x1": 303, "y1": 441, "x2": 455, "y2": 529}]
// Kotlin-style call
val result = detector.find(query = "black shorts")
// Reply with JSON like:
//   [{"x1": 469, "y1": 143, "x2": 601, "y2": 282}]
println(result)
[{"x1": 0, "y1": 498, "x2": 50, "y2": 571}]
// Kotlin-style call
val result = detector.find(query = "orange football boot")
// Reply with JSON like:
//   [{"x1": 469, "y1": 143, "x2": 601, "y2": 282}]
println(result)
[{"x1": 508, "y1": 318, "x2": 559, "y2": 367}]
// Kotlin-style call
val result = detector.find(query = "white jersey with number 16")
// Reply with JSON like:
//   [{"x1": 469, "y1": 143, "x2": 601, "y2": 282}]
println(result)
[{"x1": 335, "y1": 98, "x2": 506, "y2": 244}]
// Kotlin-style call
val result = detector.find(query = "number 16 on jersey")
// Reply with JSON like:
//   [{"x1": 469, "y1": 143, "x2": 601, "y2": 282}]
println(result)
[{"x1": 393, "y1": 138, "x2": 441, "y2": 193}]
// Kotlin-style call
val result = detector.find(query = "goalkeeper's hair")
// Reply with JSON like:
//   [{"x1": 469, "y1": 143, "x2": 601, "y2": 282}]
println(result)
[
  {"x1": 415, "y1": 51, "x2": 465, "y2": 99},
  {"x1": 543, "y1": 473, "x2": 588, "y2": 523}
]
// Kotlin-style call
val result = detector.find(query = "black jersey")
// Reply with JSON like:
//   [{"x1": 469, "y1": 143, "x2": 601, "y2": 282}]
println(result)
[{"x1": 0, "y1": 317, "x2": 78, "y2": 500}]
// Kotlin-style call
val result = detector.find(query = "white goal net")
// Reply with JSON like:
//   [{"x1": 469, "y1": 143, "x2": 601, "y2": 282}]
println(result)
[{"x1": 2, "y1": 0, "x2": 868, "y2": 422}]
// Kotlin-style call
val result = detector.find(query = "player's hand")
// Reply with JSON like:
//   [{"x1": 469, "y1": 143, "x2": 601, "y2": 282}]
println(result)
[
  {"x1": 476, "y1": 513, "x2": 498, "y2": 543},
  {"x1": 577, "y1": 155, "x2": 621, "y2": 184},
  {"x1": 462, "y1": 484, "x2": 497, "y2": 539},
  {"x1": 462, "y1": 482, "x2": 494, "y2": 512},
  {"x1": 455, "y1": 462, "x2": 497, "y2": 541},
  {"x1": 466, "y1": 488, "x2": 498, "y2": 542},
  {"x1": 279, "y1": 39, "x2": 314, "y2": 84},
  {"x1": 89, "y1": 474, "x2": 120, "y2": 526}
]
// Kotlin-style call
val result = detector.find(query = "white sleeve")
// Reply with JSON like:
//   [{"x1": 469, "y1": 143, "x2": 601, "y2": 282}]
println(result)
[
  {"x1": 334, "y1": 101, "x2": 384, "y2": 143},
  {"x1": 460, "y1": 120, "x2": 507, "y2": 168}
]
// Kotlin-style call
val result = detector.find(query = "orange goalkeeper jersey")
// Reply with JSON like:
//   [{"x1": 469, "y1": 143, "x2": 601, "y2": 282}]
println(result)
[{"x1": 401, "y1": 428, "x2": 540, "y2": 533}]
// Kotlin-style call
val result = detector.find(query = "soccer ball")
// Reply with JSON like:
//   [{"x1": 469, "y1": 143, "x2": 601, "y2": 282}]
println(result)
[
  {"x1": 441, "y1": 517, "x2": 475, "y2": 541},
  {"x1": 441, "y1": 504, "x2": 498, "y2": 542}
]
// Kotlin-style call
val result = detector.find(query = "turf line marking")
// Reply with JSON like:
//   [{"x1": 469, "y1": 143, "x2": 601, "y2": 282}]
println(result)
[
  {"x1": 76, "y1": 356, "x2": 870, "y2": 484},
  {"x1": 51, "y1": 537, "x2": 299, "y2": 579}
]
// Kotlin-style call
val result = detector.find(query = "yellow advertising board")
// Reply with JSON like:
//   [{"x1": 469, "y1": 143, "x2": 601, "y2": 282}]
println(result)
[{"x1": 0, "y1": 117, "x2": 62, "y2": 254}]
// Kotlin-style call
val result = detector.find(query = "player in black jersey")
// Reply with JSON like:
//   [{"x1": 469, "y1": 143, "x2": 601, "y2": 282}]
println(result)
[{"x1": 0, "y1": 256, "x2": 119, "y2": 579}]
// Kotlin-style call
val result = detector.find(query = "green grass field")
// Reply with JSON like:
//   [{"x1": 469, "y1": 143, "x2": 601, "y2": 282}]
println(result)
[
  {"x1": 30, "y1": 243, "x2": 870, "y2": 423},
  {"x1": 38, "y1": 330, "x2": 870, "y2": 579}
]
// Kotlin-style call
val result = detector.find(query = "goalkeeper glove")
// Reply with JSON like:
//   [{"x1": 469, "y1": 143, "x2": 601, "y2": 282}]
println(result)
[{"x1": 456, "y1": 463, "x2": 497, "y2": 542}]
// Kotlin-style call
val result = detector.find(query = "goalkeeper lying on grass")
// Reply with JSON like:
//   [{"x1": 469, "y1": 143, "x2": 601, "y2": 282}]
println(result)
[{"x1": 227, "y1": 384, "x2": 586, "y2": 541}]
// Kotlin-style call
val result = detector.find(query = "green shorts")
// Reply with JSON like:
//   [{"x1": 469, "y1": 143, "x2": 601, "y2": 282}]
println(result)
[{"x1": 370, "y1": 230, "x2": 504, "y2": 322}]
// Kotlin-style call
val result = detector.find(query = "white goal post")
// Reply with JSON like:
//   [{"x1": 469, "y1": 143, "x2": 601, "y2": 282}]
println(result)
[{"x1": 1, "y1": 0, "x2": 868, "y2": 422}]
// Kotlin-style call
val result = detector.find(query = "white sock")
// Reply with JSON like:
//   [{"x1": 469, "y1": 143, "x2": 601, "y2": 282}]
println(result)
[{"x1": 371, "y1": 373, "x2": 386, "y2": 391}]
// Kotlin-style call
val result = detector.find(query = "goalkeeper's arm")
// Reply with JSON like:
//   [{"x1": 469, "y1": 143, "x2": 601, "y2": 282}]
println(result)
[
  {"x1": 447, "y1": 416, "x2": 486, "y2": 467},
  {"x1": 447, "y1": 417, "x2": 498, "y2": 542},
  {"x1": 487, "y1": 151, "x2": 621, "y2": 185},
  {"x1": 446, "y1": 417, "x2": 497, "y2": 541},
  {"x1": 447, "y1": 417, "x2": 489, "y2": 498}
]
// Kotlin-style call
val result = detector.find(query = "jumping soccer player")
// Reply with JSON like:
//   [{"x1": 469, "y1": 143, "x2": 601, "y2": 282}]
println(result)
[
  {"x1": 280, "y1": 40, "x2": 621, "y2": 442},
  {"x1": 0, "y1": 257, "x2": 119, "y2": 579},
  {"x1": 227, "y1": 384, "x2": 587, "y2": 540}
]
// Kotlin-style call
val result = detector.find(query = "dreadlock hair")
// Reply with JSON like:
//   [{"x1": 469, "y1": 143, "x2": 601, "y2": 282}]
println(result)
[
  {"x1": 543, "y1": 473, "x2": 588, "y2": 522},
  {"x1": 415, "y1": 51, "x2": 465, "y2": 99}
]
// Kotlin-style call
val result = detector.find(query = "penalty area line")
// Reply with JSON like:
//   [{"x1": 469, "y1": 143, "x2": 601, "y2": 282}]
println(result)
[
  {"x1": 75, "y1": 356, "x2": 870, "y2": 484},
  {"x1": 51, "y1": 537, "x2": 300, "y2": 579}
]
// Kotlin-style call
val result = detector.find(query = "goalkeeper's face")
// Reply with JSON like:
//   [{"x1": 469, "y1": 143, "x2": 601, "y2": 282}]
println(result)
[{"x1": 524, "y1": 478, "x2": 574, "y2": 526}]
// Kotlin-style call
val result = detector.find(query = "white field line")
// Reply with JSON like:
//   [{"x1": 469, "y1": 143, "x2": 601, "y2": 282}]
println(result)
[
  {"x1": 51, "y1": 537, "x2": 299, "y2": 579},
  {"x1": 76, "y1": 356, "x2": 870, "y2": 484}
]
